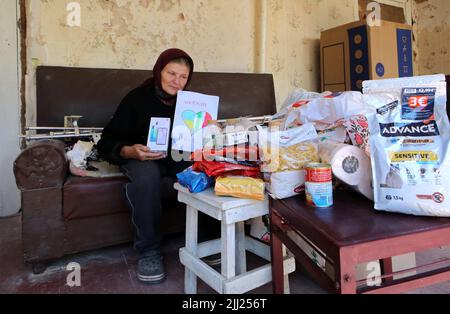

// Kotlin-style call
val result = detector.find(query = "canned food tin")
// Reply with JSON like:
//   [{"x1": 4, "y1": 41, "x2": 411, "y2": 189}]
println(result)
[{"x1": 305, "y1": 163, "x2": 333, "y2": 207}]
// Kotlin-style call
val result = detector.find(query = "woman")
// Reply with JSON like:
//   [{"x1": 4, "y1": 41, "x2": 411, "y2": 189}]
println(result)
[{"x1": 98, "y1": 48, "x2": 217, "y2": 284}]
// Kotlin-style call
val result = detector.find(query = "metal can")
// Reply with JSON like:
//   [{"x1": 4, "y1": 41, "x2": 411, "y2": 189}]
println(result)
[{"x1": 305, "y1": 163, "x2": 333, "y2": 208}]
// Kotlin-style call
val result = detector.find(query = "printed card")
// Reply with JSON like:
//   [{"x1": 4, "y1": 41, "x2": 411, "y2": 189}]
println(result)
[{"x1": 172, "y1": 91, "x2": 219, "y2": 152}]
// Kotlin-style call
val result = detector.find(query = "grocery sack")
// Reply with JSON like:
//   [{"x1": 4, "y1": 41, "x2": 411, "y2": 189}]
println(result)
[
  {"x1": 343, "y1": 115, "x2": 370, "y2": 156},
  {"x1": 282, "y1": 91, "x2": 367, "y2": 130},
  {"x1": 264, "y1": 170, "x2": 306, "y2": 200},
  {"x1": 364, "y1": 74, "x2": 450, "y2": 217},
  {"x1": 317, "y1": 126, "x2": 348, "y2": 143}
]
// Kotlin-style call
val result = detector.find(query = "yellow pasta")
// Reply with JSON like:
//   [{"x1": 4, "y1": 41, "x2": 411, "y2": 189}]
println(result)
[{"x1": 261, "y1": 142, "x2": 319, "y2": 172}]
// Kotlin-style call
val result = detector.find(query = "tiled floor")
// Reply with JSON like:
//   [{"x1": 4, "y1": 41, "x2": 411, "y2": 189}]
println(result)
[{"x1": 1, "y1": 214, "x2": 449, "y2": 294}]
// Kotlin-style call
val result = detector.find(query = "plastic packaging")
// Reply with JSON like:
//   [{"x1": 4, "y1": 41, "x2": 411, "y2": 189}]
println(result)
[
  {"x1": 364, "y1": 74, "x2": 450, "y2": 217},
  {"x1": 265, "y1": 170, "x2": 306, "y2": 200},
  {"x1": 343, "y1": 115, "x2": 370, "y2": 156},
  {"x1": 176, "y1": 167, "x2": 214, "y2": 193},
  {"x1": 214, "y1": 176, "x2": 265, "y2": 200},
  {"x1": 282, "y1": 91, "x2": 367, "y2": 130}
]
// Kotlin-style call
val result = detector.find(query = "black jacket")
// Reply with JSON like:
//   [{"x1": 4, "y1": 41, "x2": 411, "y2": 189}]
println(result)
[{"x1": 97, "y1": 84, "x2": 175, "y2": 165}]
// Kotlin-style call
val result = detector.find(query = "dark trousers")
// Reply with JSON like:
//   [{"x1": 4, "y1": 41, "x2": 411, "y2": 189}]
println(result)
[{"x1": 121, "y1": 158, "x2": 219, "y2": 255}]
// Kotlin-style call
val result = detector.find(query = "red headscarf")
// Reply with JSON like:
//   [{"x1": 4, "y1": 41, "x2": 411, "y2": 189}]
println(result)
[{"x1": 143, "y1": 48, "x2": 194, "y2": 90}]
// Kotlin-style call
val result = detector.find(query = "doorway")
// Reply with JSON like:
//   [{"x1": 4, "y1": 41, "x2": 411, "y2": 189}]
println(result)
[{"x1": 0, "y1": 0, "x2": 21, "y2": 217}]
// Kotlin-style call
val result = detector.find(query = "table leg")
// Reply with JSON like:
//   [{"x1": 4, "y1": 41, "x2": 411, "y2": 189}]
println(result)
[
  {"x1": 271, "y1": 230, "x2": 284, "y2": 294},
  {"x1": 236, "y1": 221, "x2": 246, "y2": 275},
  {"x1": 338, "y1": 248, "x2": 356, "y2": 294},
  {"x1": 381, "y1": 257, "x2": 394, "y2": 282},
  {"x1": 184, "y1": 205, "x2": 198, "y2": 294}
]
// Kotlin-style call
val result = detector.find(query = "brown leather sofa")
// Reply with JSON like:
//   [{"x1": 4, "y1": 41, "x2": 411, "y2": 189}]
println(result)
[{"x1": 13, "y1": 66, "x2": 276, "y2": 273}]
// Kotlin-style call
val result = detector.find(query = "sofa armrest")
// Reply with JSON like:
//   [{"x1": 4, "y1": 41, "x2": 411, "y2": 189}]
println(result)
[
  {"x1": 13, "y1": 140, "x2": 68, "y2": 190},
  {"x1": 13, "y1": 140, "x2": 68, "y2": 264}
]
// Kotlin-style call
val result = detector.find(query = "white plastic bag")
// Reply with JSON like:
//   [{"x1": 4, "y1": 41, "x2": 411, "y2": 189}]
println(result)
[
  {"x1": 283, "y1": 91, "x2": 367, "y2": 130},
  {"x1": 67, "y1": 141, "x2": 94, "y2": 168},
  {"x1": 279, "y1": 88, "x2": 328, "y2": 111},
  {"x1": 364, "y1": 74, "x2": 450, "y2": 217},
  {"x1": 265, "y1": 170, "x2": 306, "y2": 199}
]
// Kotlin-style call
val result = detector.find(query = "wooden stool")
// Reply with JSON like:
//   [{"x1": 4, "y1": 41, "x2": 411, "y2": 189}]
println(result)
[{"x1": 175, "y1": 183, "x2": 295, "y2": 294}]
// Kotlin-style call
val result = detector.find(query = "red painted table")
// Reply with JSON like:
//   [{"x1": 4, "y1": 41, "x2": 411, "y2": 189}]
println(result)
[{"x1": 270, "y1": 191, "x2": 450, "y2": 294}]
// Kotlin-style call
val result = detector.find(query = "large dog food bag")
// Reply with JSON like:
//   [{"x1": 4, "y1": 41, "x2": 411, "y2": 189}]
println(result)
[{"x1": 363, "y1": 74, "x2": 449, "y2": 217}]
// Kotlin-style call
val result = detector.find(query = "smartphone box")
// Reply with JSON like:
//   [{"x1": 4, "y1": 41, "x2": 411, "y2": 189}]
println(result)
[{"x1": 147, "y1": 117, "x2": 171, "y2": 153}]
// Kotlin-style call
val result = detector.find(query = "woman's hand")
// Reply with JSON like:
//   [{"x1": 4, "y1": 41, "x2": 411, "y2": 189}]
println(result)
[{"x1": 120, "y1": 144, "x2": 165, "y2": 161}]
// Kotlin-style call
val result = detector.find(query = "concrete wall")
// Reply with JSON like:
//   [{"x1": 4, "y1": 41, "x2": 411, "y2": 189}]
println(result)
[
  {"x1": 414, "y1": 0, "x2": 450, "y2": 75},
  {"x1": 0, "y1": 1, "x2": 20, "y2": 217},
  {"x1": 25, "y1": 0, "x2": 358, "y2": 127}
]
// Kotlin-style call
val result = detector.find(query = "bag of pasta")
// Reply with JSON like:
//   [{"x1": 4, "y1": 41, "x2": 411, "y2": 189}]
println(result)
[{"x1": 258, "y1": 123, "x2": 319, "y2": 173}]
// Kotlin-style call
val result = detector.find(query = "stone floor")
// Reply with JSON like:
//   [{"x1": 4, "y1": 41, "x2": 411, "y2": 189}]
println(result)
[{"x1": 1, "y1": 214, "x2": 449, "y2": 294}]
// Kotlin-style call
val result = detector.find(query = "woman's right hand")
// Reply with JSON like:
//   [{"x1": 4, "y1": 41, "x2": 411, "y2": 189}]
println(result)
[{"x1": 120, "y1": 144, "x2": 165, "y2": 161}]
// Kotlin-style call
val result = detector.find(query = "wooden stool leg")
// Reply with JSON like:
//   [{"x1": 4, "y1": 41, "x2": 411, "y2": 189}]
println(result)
[
  {"x1": 236, "y1": 221, "x2": 246, "y2": 275},
  {"x1": 222, "y1": 220, "x2": 236, "y2": 281},
  {"x1": 184, "y1": 205, "x2": 198, "y2": 294}
]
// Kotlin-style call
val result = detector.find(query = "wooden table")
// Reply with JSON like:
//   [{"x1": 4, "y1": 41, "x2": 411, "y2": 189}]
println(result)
[
  {"x1": 175, "y1": 183, "x2": 295, "y2": 294},
  {"x1": 270, "y1": 191, "x2": 450, "y2": 294}
]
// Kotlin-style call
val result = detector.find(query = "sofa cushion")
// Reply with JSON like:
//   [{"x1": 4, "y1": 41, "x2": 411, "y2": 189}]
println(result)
[
  {"x1": 63, "y1": 175, "x2": 181, "y2": 221},
  {"x1": 63, "y1": 175, "x2": 130, "y2": 220}
]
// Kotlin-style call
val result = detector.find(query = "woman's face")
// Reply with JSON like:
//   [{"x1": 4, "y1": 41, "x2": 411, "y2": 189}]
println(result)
[{"x1": 160, "y1": 61, "x2": 190, "y2": 96}]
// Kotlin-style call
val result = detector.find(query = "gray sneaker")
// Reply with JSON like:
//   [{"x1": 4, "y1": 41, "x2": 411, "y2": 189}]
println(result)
[{"x1": 137, "y1": 251, "x2": 166, "y2": 284}]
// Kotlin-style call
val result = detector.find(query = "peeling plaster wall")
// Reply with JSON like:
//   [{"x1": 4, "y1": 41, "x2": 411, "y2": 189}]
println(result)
[
  {"x1": 26, "y1": 0, "x2": 358, "y2": 124},
  {"x1": 414, "y1": 0, "x2": 450, "y2": 75},
  {"x1": 265, "y1": 0, "x2": 357, "y2": 106},
  {"x1": 26, "y1": 0, "x2": 257, "y2": 125},
  {"x1": 30, "y1": 0, "x2": 256, "y2": 70}
]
